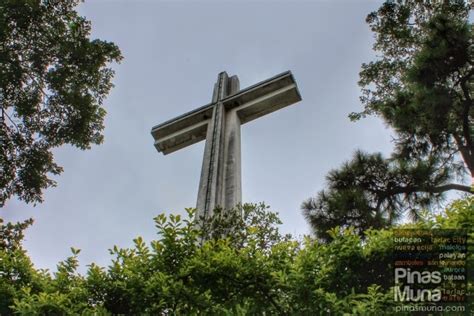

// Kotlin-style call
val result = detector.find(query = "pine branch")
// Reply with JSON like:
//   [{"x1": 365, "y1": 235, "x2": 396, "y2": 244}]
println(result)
[
  {"x1": 388, "y1": 183, "x2": 472, "y2": 195},
  {"x1": 453, "y1": 134, "x2": 473, "y2": 175},
  {"x1": 460, "y1": 77, "x2": 473, "y2": 150}
]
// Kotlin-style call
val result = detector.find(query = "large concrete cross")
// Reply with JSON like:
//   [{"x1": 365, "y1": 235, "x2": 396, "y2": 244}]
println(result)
[{"x1": 151, "y1": 71, "x2": 301, "y2": 221}]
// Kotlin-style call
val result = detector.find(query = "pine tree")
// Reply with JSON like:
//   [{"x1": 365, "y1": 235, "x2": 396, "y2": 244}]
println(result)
[{"x1": 303, "y1": 0, "x2": 473, "y2": 240}]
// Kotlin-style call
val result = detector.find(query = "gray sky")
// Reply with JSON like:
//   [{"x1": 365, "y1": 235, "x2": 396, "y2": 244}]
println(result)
[{"x1": 2, "y1": 0, "x2": 398, "y2": 273}]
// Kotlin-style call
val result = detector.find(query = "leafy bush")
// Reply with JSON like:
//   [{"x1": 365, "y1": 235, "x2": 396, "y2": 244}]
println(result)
[{"x1": 1, "y1": 198, "x2": 472, "y2": 314}]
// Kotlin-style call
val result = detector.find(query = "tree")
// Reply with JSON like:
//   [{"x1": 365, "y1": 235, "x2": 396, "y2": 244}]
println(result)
[
  {"x1": 303, "y1": 0, "x2": 473, "y2": 240},
  {"x1": 0, "y1": 0, "x2": 122, "y2": 207}
]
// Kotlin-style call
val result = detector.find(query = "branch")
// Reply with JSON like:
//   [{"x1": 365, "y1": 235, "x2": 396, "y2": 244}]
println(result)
[
  {"x1": 451, "y1": 68, "x2": 474, "y2": 174},
  {"x1": 454, "y1": 67, "x2": 474, "y2": 88},
  {"x1": 461, "y1": 81, "x2": 472, "y2": 138},
  {"x1": 389, "y1": 183, "x2": 472, "y2": 195},
  {"x1": 453, "y1": 134, "x2": 473, "y2": 175},
  {"x1": 1, "y1": 109, "x2": 20, "y2": 132},
  {"x1": 459, "y1": 79, "x2": 473, "y2": 149}
]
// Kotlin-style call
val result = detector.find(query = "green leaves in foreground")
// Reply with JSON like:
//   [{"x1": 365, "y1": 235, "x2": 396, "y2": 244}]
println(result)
[{"x1": 1, "y1": 199, "x2": 472, "y2": 314}]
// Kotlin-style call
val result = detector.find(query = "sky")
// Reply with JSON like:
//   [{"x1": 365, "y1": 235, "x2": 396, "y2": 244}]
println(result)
[{"x1": 1, "y1": 0, "x2": 402, "y2": 273}]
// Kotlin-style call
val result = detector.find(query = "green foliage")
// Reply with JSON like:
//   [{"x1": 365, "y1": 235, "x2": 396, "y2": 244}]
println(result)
[
  {"x1": 0, "y1": 0, "x2": 122, "y2": 207},
  {"x1": 0, "y1": 198, "x2": 472, "y2": 314},
  {"x1": 0, "y1": 218, "x2": 48, "y2": 314},
  {"x1": 199, "y1": 203, "x2": 291, "y2": 249},
  {"x1": 303, "y1": 0, "x2": 473, "y2": 240}
]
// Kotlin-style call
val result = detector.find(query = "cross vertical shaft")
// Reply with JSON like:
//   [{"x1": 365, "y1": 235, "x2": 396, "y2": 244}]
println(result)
[{"x1": 197, "y1": 72, "x2": 241, "y2": 220}]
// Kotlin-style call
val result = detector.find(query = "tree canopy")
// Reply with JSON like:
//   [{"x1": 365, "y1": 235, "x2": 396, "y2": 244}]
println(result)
[
  {"x1": 303, "y1": 0, "x2": 473, "y2": 241},
  {"x1": 0, "y1": 0, "x2": 122, "y2": 207}
]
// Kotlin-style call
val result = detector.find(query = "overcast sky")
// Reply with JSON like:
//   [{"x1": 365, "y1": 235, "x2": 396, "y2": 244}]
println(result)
[{"x1": 2, "y1": 0, "x2": 403, "y2": 273}]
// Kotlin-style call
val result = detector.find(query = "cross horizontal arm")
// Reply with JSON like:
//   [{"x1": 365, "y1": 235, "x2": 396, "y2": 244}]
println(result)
[
  {"x1": 151, "y1": 71, "x2": 301, "y2": 155},
  {"x1": 223, "y1": 71, "x2": 301, "y2": 124},
  {"x1": 151, "y1": 103, "x2": 214, "y2": 154}
]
